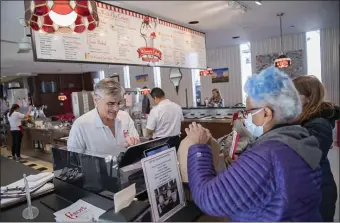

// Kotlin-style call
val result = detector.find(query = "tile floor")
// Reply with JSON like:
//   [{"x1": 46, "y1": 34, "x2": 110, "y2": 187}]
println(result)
[{"x1": 0, "y1": 146, "x2": 53, "y2": 172}]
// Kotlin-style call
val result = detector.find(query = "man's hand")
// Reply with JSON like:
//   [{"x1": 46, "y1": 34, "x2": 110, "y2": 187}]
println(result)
[
  {"x1": 185, "y1": 122, "x2": 212, "y2": 145},
  {"x1": 124, "y1": 136, "x2": 140, "y2": 147}
]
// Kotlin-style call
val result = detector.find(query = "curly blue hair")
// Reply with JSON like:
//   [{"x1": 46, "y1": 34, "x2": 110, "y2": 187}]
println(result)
[{"x1": 244, "y1": 66, "x2": 302, "y2": 123}]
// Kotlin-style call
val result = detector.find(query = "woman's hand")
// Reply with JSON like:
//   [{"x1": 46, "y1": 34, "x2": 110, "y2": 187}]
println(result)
[{"x1": 185, "y1": 122, "x2": 212, "y2": 145}]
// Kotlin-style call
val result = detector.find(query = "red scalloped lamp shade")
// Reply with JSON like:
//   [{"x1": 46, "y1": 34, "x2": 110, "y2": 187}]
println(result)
[{"x1": 24, "y1": 0, "x2": 99, "y2": 34}]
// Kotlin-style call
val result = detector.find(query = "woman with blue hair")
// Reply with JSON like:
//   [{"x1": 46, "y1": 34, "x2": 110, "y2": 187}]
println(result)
[{"x1": 186, "y1": 66, "x2": 323, "y2": 221}]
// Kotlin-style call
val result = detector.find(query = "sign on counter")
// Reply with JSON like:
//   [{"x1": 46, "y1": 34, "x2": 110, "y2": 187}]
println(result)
[{"x1": 141, "y1": 147, "x2": 185, "y2": 222}]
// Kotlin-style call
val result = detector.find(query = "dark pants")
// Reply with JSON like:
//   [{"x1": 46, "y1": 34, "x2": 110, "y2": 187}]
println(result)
[{"x1": 11, "y1": 130, "x2": 22, "y2": 158}]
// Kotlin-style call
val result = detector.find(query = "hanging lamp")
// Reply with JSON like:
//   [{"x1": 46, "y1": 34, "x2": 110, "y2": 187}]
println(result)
[
  {"x1": 58, "y1": 74, "x2": 67, "y2": 101},
  {"x1": 199, "y1": 67, "x2": 213, "y2": 76},
  {"x1": 24, "y1": 0, "x2": 99, "y2": 34},
  {"x1": 274, "y1": 13, "x2": 291, "y2": 68},
  {"x1": 58, "y1": 92, "x2": 67, "y2": 101}
]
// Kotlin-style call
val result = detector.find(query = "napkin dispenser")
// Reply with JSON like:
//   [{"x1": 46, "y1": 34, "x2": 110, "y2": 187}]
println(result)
[{"x1": 98, "y1": 200, "x2": 150, "y2": 222}]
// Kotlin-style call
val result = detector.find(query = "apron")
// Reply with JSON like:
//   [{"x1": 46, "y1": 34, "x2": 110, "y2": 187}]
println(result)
[{"x1": 18, "y1": 125, "x2": 24, "y2": 136}]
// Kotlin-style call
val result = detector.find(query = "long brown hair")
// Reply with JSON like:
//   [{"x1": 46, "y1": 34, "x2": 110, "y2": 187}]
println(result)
[
  {"x1": 212, "y1": 88, "x2": 222, "y2": 101},
  {"x1": 293, "y1": 75, "x2": 333, "y2": 123},
  {"x1": 9, "y1": 104, "x2": 20, "y2": 117}
]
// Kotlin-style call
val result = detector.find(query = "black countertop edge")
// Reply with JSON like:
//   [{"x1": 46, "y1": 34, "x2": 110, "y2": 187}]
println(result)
[{"x1": 182, "y1": 106, "x2": 245, "y2": 109}]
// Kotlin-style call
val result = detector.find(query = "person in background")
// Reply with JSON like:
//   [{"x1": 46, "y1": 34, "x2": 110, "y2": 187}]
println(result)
[
  {"x1": 146, "y1": 88, "x2": 183, "y2": 146},
  {"x1": 7, "y1": 104, "x2": 32, "y2": 161},
  {"x1": 141, "y1": 86, "x2": 151, "y2": 115},
  {"x1": 0, "y1": 96, "x2": 9, "y2": 115},
  {"x1": 293, "y1": 75, "x2": 340, "y2": 221},
  {"x1": 208, "y1": 88, "x2": 224, "y2": 107},
  {"x1": 68, "y1": 78, "x2": 140, "y2": 157},
  {"x1": 186, "y1": 67, "x2": 323, "y2": 221}
]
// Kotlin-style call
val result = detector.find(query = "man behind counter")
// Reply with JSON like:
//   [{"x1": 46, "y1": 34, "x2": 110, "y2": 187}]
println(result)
[
  {"x1": 67, "y1": 78, "x2": 140, "y2": 157},
  {"x1": 145, "y1": 88, "x2": 183, "y2": 147}
]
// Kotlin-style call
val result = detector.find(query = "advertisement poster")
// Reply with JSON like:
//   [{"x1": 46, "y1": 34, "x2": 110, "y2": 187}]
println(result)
[
  {"x1": 135, "y1": 74, "x2": 149, "y2": 83},
  {"x1": 141, "y1": 148, "x2": 185, "y2": 222},
  {"x1": 212, "y1": 68, "x2": 229, "y2": 83}
]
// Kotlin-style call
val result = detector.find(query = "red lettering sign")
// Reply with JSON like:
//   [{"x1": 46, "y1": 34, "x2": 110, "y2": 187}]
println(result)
[
  {"x1": 275, "y1": 58, "x2": 291, "y2": 68},
  {"x1": 199, "y1": 69, "x2": 213, "y2": 76},
  {"x1": 137, "y1": 47, "x2": 162, "y2": 62}
]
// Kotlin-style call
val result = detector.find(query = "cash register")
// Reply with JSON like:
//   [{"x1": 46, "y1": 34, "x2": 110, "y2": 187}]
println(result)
[{"x1": 41, "y1": 137, "x2": 181, "y2": 222}]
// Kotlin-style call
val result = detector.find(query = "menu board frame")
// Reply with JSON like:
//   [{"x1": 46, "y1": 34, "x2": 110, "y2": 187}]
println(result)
[{"x1": 30, "y1": 0, "x2": 207, "y2": 69}]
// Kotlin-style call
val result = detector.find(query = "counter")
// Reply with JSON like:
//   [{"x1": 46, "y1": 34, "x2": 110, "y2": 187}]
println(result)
[
  {"x1": 181, "y1": 118, "x2": 232, "y2": 139},
  {"x1": 0, "y1": 155, "x2": 203, "y2": 222},
  {"x1": 6, "y1": 127, "x2": 70, "y2": 162},
  {"x1": 181, "y1": 107, "x2": 240, "y2": 139},
  {"x1": 182, "y1": 118, "x2": 232, "y2": 124}
]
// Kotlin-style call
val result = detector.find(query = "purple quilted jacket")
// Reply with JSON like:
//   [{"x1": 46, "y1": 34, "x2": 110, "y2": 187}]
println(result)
[{"x1": 188, "y1": 125, "x2": 323, "y2": 221}]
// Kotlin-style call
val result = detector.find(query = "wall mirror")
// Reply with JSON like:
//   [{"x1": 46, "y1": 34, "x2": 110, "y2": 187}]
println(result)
[{"x1": 169, "y1": 68, "x2": 182, "y2": 94}]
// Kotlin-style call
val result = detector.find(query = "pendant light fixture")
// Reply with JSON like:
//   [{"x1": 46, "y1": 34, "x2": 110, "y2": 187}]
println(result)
[
  {"x1": 274, "y1": 13, "x2": 291, "y2": 68},
  {"x1": 24, "y1": 0, "x2": 99, "y2": 34},
  {"x1": 58, "y1": 74, "x2": 67, "y2": 101}
]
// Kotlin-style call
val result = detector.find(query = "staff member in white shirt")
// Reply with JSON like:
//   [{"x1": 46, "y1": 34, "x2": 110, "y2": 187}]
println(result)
[
  {"x1": 145, "y1": 88, "x2": 183, "y2": 147},
  {"x1": 67, "y1": 78, "x2": 140, "y2": 157},
  {"x1": 7, "y1": 104, "x2": 32, "y2": 161}
]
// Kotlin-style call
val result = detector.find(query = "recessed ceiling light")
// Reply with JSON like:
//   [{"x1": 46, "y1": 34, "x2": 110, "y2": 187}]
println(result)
[
  {"x1": 188, "y1": 21, "x2": 199, "y2": 24},
  {"x1": 255, "y1": 1, "x2": 262, "y2": 5},
  {"x1": 232, "y1": 36, "x2": 240, "y2": 39}
]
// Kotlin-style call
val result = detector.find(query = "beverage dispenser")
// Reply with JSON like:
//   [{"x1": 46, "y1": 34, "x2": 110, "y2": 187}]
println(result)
[{"x1": 123, "y1": 88, "x2": 147, "y2": 137}]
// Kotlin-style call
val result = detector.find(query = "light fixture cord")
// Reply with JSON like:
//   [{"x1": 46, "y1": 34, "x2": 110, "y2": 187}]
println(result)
[
  {"x1": 81, "y1": 64, "x2": 85, "y2": 91},
  {"x1": 279, "y1": 15, "x2": 283, "y2": 52}
]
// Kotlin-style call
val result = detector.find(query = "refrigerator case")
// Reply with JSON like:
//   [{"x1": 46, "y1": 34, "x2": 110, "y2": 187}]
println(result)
[
  {"x1": 72, "y1": 91, "x2": 95, "y2": 118},
  {"x1": 7, "y1": 88, "x2": 30, "y2": 113}
]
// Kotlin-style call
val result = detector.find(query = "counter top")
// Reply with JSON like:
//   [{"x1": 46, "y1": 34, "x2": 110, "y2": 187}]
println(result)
[
  {"x1": 0, "y1": 156, "x2": 203, "y2": 222},
  {"x1": 23, "y1": 126, "x2": 70, "y2": 132},
  {"x1": 182, "y1": 106, "x2": 245, "y2": 109},
  {"x1": 183, "y1": 118, "x2": 232, "y2": 123}
]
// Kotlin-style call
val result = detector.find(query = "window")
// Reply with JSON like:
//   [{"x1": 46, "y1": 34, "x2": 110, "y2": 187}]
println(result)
[
  {"x1": 98, "y1": 70, "x2": 105, "y2": 80},
  {"x1": 192, "y1": 69, "x2": 201, "y2": 106},
  {"x1": 153, "y1": 67, "x2": 161, "y2": 88},
  {"x1": 240, "y1": 42, "x2": 252, "y2": 104},
  {"x1": 123, "y1": 66, "x2": 130, "y2": 88},
  {"x1": 306, "y1": 30, "x2": 321, "y2": 81}
]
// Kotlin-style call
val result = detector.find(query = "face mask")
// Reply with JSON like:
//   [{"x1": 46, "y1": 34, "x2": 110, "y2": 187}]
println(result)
[{"x1": 244, "y1": 109, "x2": 266, "y2": 138}]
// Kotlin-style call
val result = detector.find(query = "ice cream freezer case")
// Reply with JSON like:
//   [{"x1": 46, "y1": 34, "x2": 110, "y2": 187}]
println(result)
[{"x1": 181, "y1": 107, "x2": 245, "y2": 139}]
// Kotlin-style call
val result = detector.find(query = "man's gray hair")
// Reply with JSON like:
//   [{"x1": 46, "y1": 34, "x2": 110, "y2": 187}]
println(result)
[
  {"x1": 94, "y1": 78, "x2": 125, "y2": 100},
  {"x1": 244, "y1": 66, "x2": 302, "y2": 124}
]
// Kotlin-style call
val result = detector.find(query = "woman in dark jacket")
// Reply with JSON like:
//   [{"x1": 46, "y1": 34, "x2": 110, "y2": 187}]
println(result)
[
  {"x1": 294, "y1": 75, "x2": 339, "y2": 222},
  {"x1": 186, "y1": 67, "x2": 323, "y2": 221}
]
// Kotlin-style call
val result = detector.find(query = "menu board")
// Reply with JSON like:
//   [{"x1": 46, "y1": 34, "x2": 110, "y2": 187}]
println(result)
[{"x1": 31, "y1": 2, "x2": 207, "y2": 69}]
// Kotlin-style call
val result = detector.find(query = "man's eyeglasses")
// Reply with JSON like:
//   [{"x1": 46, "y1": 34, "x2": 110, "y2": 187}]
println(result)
[{"x1": 106, "y1": 102, "x2": 125, "y2": 109}]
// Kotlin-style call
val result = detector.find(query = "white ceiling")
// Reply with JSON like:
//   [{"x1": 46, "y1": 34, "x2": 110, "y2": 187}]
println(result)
[{"x1": 1, "y1": 1, "x2": 339, "y2": 77}]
